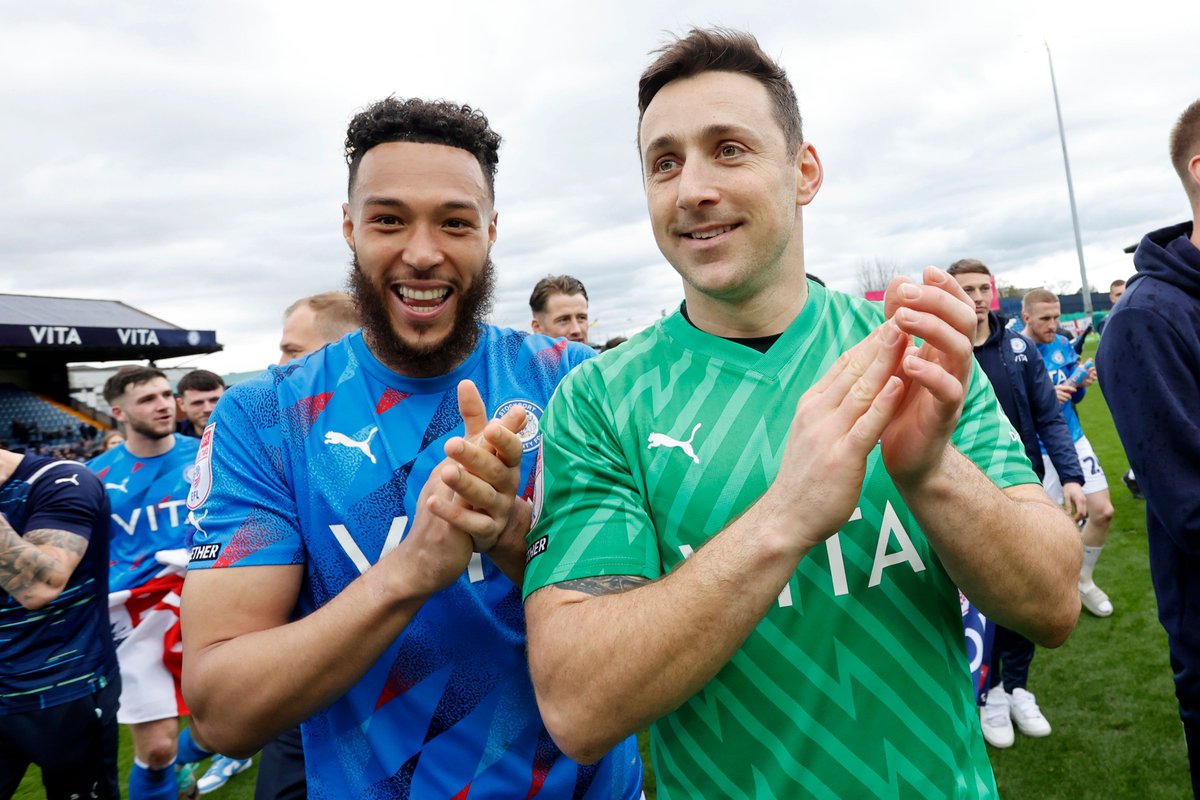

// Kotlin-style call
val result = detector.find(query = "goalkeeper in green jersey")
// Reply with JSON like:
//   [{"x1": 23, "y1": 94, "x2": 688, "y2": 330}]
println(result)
[{"x1": 522, "y1": 27, "x2": 1083, "y2": 799}]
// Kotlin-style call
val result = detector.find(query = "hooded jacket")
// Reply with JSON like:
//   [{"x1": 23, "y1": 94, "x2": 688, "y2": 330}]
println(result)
[
  {"x1": 972, "y1": 312, "x2": 1083, "y2": 485},
  {"x1": 1097, "y1": 220, "x2": 1200, "y2": 733}
]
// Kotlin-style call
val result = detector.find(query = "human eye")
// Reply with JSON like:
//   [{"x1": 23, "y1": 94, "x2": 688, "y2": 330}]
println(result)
[
  {"x1": 372, "y1": 214, "x2": 402, "y2": 227},
  {"x1": 653, "y1": 156, "x2": 679, "y2": 174},
  {"x1": 444, "y1": 218, "x2": 476, "y2": 231},
  {"x1": 718, "y1": 143, "x2": 745, "y2": 158}
]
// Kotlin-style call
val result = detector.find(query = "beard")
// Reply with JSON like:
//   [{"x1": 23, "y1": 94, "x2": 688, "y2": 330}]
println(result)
[
  {"x1": 349, "y1": 255, "x2": 496, "y2": 378},
  {"x1": 125, "y1": 415, "x2": 175, "y2": 442}
]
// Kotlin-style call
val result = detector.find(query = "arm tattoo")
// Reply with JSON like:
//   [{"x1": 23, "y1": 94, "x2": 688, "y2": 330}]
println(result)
[
  {"x1": 0, "y1": 519, "x2": 83, "y2": 604},
  {"x1": 554, "y1": 575, "x2": 650, "y2": 596}
]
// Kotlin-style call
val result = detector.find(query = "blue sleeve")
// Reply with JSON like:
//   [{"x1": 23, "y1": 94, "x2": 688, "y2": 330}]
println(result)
[
  {"x1": 25, "y1": 465, "x2": 107, "y2": 540},
  {"x1": 1098, "y1": 306, "x2": 1200, "y2": 555},
  {"x1": 187, "y1": 381, "x2": 305, "y2": 570},
  {"x1": 1024, "y1": 344, "x2": 1083, "y2": 485}
]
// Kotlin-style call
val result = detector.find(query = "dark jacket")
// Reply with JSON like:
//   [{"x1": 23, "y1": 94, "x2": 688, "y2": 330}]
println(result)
[
  {"x1": 973, "y1": 312, "x2": 1083, "y2": 485},
  {"x1": 1097, "y1": 221, "x2": 1200, "y2": 739}
]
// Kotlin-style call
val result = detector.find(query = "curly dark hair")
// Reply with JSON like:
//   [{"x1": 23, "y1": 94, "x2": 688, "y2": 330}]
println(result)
[{"x1": 345, "y1": 96, "x2": 502, "y2": 200}]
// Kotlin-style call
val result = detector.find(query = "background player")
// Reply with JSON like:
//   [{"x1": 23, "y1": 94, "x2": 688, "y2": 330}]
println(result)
[
  {"x1": 180, "y1": 98, "x2": 642, "y2": 798},
  {"x1": 522, "y1": 28, "x2": 1081, "y2": 798},
  {"x1": 88, "y1": 366, "x2": 236, "y2": 800},
  {"x1": 1098, "y1": 97, "x2": 1200, "y2": 797},
  {"x1": 1022, "y1": 288, "x2": 1117, "y2": 617},
  {"x1": 949, "y1": 258, "x2": 1086, "y2": 747},
  {"x1": 529, "y1": 274, "x2": 590, "y2": 343},
  {"x1": 278, "y1": 290, "x2": 360, "y2": 364},
  {"x1": 175, "y1": 371, "x2": 225, "y2": 439},
  {"x1": 1, "y1": 448, "x2": 118, "y2": 799}
]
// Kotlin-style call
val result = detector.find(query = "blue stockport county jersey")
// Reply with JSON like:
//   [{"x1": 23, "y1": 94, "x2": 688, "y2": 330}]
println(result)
[
  {"x1": 187, "y1": 328, "x2": 642, "y2": 800},
  {"x1": 1035, "y1": 334, "x2": 1085, "y2": 443},
  {"x1": 87, "y1": 435, "x2": 200, "y2": 593}
]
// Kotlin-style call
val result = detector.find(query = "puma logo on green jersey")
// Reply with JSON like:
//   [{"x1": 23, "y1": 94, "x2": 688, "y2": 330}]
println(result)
[{"x1": 647, "y1": 423, "x2": 702, "y2": 464}]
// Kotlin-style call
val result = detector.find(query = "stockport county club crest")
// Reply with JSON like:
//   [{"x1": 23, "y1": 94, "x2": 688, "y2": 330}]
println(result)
[{"x1": 492, "y1": 399, "x2": 543, "y2": 454}]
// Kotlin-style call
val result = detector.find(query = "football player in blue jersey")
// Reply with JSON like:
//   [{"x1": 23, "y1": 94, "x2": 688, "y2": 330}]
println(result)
[
  {"x1": 1022, "y1": 289, "x2": 1117, "y2": 618},
  {"x1": 180, "y1": 98, "x2": 643, "y2": 799},
  {"x1": 1, "y1": 447, "x2": 119, "y2": 799},
  {"x1": 88, "y1": 366, "x2": 228, "y2": 800}
]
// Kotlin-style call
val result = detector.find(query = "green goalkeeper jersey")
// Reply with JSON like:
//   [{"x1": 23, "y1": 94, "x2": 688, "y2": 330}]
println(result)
[{"x1": 523, "y1": 281, "x2": 1037, "y2": 799}]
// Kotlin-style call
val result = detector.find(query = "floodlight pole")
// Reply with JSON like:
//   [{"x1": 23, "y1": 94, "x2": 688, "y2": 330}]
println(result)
[{"x1": 1046, "y1": 41, "x2": 1093, "y2": 317}]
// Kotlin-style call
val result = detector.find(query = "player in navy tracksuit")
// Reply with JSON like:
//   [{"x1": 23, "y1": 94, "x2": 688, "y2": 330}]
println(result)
[
  {"x1": 1097, "y1": 99, "x2": 1200, "y2": 797},
  {"x1": 951, "y1": 260, "x2": 1085, "y2": 747},
  {"x1": 1, "y1": 449, "x2": 119, "y2": 799}
]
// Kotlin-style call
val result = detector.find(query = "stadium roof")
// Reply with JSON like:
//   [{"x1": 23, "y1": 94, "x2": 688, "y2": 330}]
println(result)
[{"x1": 0, "y1": 293, "x2": 221, "y2": 362}]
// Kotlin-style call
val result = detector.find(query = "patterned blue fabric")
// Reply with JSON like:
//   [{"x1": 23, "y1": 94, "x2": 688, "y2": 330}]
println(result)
[
  {"x1": 188, "y1": 327, "x2": 641, "y2": 800},
  {"x1": 1035, "y1": 334, "x2": 1086, "y2": 443},
  {"x1": 87, "y1": 435, "x2": 200, "y2": 593}
]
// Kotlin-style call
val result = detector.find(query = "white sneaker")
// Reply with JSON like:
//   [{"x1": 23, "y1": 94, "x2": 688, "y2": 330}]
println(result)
[
  {"x1": 980, "y1": 687, "x2": 1014, "y2": 748},
  {"x1": 196, "y1": 755, "x2": 253, "y2": 795},
  {"x1": 1009, "y1": 688, "x2": 1052, "y2": 737},
  {"x1": 1079, "y1": 583, "x2": 1114, "y2": 617}
]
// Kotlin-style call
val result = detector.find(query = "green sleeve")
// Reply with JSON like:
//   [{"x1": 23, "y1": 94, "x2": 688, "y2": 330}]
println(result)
[
  {"x1": 522, "y1": 361, "x2": 662, "y2": 600},
  {"x1": 951, "y1": 359, "x2": 1040, "y2": 488}
]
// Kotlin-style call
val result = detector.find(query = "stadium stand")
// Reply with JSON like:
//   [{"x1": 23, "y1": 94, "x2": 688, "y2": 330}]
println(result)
[{"x1": 0, "y1": 293, "x2": 220, "y2": 458}]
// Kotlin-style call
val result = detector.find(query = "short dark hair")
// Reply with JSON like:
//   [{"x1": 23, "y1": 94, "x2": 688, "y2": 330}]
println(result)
[
  {"x1": 345, "y1": 97, "x2": 502, "y2": 200},
  {"x1": 530, "y1": 275, "x2": 589, "y2": 314},
  {"x1": 1110, "y1": 279, "x2": 1126, "y2": 291},
  {"x1": 285, "y1": 290, "x2": 361, "y2": 341},
  {"x1": 947, "y1": 258, "x2": 992, "y2": 278},
  {"x1": 103, "y1": 365, "x2": 167, "y2": 405},
  {"x1": 638, "y1": 27, "x2": 803, "y2": 155},
  {"x1": 176, "y1": 369, "x2": 225, "y2": 396},
  {"x1": 1169, "y1": 99, "x2": 1200, "y2": 202}
]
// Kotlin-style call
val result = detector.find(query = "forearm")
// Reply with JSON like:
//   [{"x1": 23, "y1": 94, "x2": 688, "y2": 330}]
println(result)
[
  {"x1": 527, "y1": 493, "x2": 806, "y2": 763},
  {"x1": 0, "y1": 522, "x2": 75, "y2": 609},
  {"x1": 898, "y1": 447, "x2": 1080, "y2": 645},
  {"x1": 183, "y1": 563, "x2": 428, "y2": 755}
]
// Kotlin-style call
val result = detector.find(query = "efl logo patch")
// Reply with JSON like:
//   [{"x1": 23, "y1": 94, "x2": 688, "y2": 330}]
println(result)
[
  {"x1": 187, "y1": 423, "x2": 216, "y2": 510},
  {"x1": 493, "y1": 399, "x2": 544, "y2": 454},
  {"x1": 525, "y1": 535, "x2": 548, "y2": 565},
  {"x1": 189, "y1": 543, "x2": 221, "y2": 562}
]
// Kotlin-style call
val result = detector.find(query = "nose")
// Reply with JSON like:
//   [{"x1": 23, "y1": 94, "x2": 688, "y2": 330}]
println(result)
[
  {"x1": 675, "y1": 159, "x2": 720, "y2": 210},
  {"x1": 568, "y1": 321, "x2": 586, "y2": 342},
  {"x1": 402, "y1": 223, "x2": 444, "y2": 271}
]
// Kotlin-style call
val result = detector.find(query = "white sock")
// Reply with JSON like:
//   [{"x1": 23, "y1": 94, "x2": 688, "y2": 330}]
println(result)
[{"x1": 1080, "y1": 545, "x2": 1104, "y2": 586}]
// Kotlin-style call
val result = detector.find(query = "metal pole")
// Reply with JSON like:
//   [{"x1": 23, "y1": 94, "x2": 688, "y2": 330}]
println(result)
[{"x1": 1045, "y1": 42, "x2": 1092, "y2": 318}]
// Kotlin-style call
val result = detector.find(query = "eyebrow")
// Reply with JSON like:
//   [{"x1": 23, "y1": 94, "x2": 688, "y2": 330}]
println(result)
[
  {"x1": 643, "y1": 123, "x2": 761, "y2": 159},
  {"x1": 361, "y1": 197, "x2": 479, "y2": 213}
]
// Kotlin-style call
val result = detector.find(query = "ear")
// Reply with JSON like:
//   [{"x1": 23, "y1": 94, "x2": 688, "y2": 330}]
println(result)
[
  {"x1": 531, "y1": 318, "x2": 544, "y2": 334},
  {"x1": 342, "y1": 202, "x2": 355, "y2": 252},
  {"x1": 795, "y1": 142, "x2": 823, "y2": 207},
  {"x1": 487, "y1": 210, "x2": 498, "y2": 249},
  {"x1": 1189, "y1": 154, "x2": 1200, "y2": 203},
  {"x1": 110, "y1": 405, "x2": 127, "y2": 425}
]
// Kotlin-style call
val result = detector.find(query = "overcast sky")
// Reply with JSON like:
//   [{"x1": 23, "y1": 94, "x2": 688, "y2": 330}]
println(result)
[{"x1": 2, "y1": 0, "x2": 1194, "y2": 375}]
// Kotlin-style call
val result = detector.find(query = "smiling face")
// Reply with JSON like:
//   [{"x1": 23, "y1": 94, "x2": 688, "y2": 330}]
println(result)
[
  {"x1": 532, "y1": 292, "x2": 589, "y2": 342},
  {"x1": 178, "y1": 386, "x2": 224, "y2": 430},
  {"x1": 342, "y1": 141, "x2": 497, "y2": 376},
  {"x1": 639, "y1": 70, "x2": 821, "y2": 312}
]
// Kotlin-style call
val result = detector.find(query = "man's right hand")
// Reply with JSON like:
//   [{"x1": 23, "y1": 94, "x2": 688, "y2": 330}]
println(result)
[
  {"x1": 763, "y1": 318, "x2": 908, "y2": 554},
  {"x1": 388, "y1": 380, "x2": 527, "y2": 598},
  {"x1": 1054, "y1": 382, "x2": 1076, "y2": 403}
]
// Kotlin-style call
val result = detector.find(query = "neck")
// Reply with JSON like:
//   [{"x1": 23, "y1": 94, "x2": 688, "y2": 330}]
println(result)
[
  {"x1": 683, "y1": 256, "x2": 811, "y2": 339},
  {"x1": 123, "y1": 432, "x2": 175, "y2": 459},
  {"x1": 974, "y1": 315, "x2": 991, "y2": 346}
]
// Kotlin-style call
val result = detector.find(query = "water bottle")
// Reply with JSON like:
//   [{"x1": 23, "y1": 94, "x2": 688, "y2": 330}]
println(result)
[{"x1": 1067, "y1": 359, "x2": 1094, "y2": 385}]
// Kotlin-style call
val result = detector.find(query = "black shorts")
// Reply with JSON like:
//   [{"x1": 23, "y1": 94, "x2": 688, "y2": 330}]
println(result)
[{"x1": 0, "y1": 674, "x2": 121, "y2": 800}]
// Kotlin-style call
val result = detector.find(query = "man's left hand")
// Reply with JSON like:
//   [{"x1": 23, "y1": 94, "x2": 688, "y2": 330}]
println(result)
[{"x1": 879, "y1": 266, "x2": 977, "y2": 489}]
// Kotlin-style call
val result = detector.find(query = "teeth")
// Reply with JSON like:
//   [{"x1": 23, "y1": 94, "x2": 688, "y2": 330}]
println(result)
[
  {"x1": 398, "y1": 287, "x2": 449, "y2": 301},
  {"x1": 687, "y1": 226, "x2": 733, "y2": 240}
]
